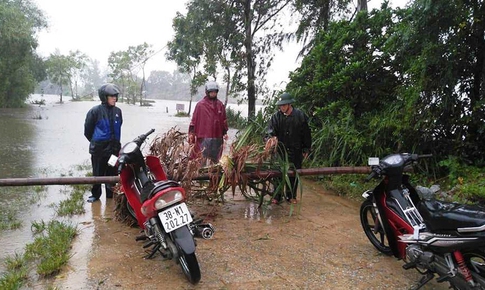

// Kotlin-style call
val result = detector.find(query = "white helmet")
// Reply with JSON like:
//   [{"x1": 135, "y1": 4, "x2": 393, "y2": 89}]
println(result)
[{"x1": 205, "y1": 81, "x2": 219, "y2": 93}]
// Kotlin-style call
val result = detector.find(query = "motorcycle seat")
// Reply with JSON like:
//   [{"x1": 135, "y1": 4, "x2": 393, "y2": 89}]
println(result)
[
  {"x1": 148, "y1": 180, "x2": 180, "y2": 200},
  {"x1": 418, "y1": 199, "x2": 485, "y2": 233}
]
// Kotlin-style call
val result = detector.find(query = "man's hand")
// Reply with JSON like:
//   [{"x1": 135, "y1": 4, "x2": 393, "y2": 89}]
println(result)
[{"x1": 188, "y1": 133, "x2": 196, "y2": 144}]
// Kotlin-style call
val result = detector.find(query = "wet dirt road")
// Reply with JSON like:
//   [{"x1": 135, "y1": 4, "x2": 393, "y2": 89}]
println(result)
[{"x1": 56, "y1": 179, "x2": 449, "y2": 290}]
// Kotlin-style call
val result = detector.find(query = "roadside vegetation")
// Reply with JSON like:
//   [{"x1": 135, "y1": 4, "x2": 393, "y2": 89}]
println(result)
[
  {"x1": 0, "y1": 220, "x2": 77, "y2": 289},
  {"x1": 55, "y1": 184, "x2": 89, "y2": 216},
  {"x1": 228, "y1": 97, "x2": 485, "y2": 206},
  {"x1": 0, "y1": 186, "x2": 47, "y2": 231},
  {"x1": 0, "y1": 164, "x2": 90, "y2": 289}
]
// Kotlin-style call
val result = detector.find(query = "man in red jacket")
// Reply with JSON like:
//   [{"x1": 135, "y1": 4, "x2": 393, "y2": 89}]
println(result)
[{"x1": 188, "y1": 81, "x2": 228, "y2": 164}]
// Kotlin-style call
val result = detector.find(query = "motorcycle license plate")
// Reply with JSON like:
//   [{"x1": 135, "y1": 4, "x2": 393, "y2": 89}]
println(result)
[{"x1": 158, "y1": 203, "x2": 193, "y2": 233}]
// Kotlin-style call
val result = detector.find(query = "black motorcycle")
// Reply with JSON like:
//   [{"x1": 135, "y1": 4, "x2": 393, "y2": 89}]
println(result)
[{"x1": 360, "y1": 153, "x2": 485, "y2": 289}]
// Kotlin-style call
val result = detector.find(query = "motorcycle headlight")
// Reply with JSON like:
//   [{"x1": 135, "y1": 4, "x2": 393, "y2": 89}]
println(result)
[{"x1": 154, "y1": 190, "x2": 184, "y2": 210}]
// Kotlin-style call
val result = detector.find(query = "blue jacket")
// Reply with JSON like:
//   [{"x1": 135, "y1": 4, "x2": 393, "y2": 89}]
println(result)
[{"x1": 84, "y1": 103, "x2": 123, "y2": 156}]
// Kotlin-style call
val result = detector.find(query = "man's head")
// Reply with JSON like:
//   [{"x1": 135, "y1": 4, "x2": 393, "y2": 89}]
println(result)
[
  {"x1": 205, "y1": 81, "x2": 219, "y2": 99},
  {"x1": 98, "y1": 83, "x2": 120, "y2": 106},
  {"x1": 276, "y1": 92, "x2": 294, "y2": 114}
]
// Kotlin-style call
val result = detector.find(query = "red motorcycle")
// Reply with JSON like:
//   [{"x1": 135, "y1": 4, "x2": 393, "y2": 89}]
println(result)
[
  {"x1": 110, "y1": 129, "x2": 214, "y2": 284},
  {"x1": 360, "y1": 153, "x2": 485, "y2": 289}
]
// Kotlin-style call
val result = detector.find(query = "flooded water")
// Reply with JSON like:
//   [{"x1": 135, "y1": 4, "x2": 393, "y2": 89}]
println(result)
[{"x1": 0, "y1": 94, "x2": 261, "y2": 287}]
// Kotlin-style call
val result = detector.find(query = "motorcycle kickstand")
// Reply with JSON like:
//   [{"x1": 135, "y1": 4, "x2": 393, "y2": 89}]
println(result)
[
  {"x1": 409, "y1": 271, "x2": 434, "y2": 290},
  {"x1": 144, "y1": 243, "x2": 160, "y2": 259}
]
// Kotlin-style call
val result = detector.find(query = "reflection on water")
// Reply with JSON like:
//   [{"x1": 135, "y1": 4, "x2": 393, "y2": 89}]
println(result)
[
  {"x1": 0, "y1": 107, "x2": 36, "y2": 178},
  {"x1": 244, "y1": 202, "x2": 273, "y2": 224}
]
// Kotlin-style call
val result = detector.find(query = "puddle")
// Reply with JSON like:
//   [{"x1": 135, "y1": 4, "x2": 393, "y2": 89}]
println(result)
[{"x1": 243, "y1": 202, "x2": 273, "y2": 224}]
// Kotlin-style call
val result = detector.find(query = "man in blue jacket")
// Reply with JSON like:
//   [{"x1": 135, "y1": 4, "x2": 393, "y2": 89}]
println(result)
[{"x1": 84, "y1": 83, "x2": 123, "y2": 203}]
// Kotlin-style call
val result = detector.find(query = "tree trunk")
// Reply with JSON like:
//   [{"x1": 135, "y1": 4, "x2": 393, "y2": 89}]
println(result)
[
  {"x1": 244, "y1": 0, "x2": 256, "y2": 119},
  {"x1": 467, "y1": 2, "x2": 485, "y2": 150},
  {"x1": 59, "y1": 84, "x2": 63, "y2": 103},
  {"x1": 140, "y1": 64, "x2": 146, "y2": 106},
  {"x1": 357, "y1": 0, "x2": 368, "y2": 12},
  {"x1": 224, "y1": 66, "x2": 230, "y2": 107}
]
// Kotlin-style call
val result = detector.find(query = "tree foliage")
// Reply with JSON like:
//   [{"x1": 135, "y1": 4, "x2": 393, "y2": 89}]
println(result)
[
  {"x1": 45, "y1": 50, "x2": 87, "y2": 102},
  {"x1": 287, "y1": 0, "x2": 485, "y2": 171},
  {"x1": 167, "y1": 0, "x2": 293, "y2": 118},
  {"x1": 397, "y1": 0, "x2": 485, "y2": 165},
  {"x1": 146, "y1": 70, "x2": 191, "y2": 100},
  {"x1": 0, "y1": 0, "x2": 46, "y2": 107},
  {"x1": 166, "y1": 9, "x2": 207, "y2": 114},
  {"x1": 108, "y1": 43, "x2": 153, "y2": 105}
]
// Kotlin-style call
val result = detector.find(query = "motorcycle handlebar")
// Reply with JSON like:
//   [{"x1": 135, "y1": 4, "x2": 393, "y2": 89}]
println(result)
[
  {"x1": 134, "y1": 129, "x2": 155, "y2": 146},
  {"x1": 364, "y1": 153, "x2": 432, "y2": 182},
  {"x1": 364, "y1": 171, "x2": 377, "y2": 182}
]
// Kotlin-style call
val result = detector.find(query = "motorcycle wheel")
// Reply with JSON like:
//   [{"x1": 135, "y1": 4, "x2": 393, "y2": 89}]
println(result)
[
  {"x1": 178, "y1": 250, "x2": 201, "y2": 284},
  {"x1": 360, "y1": 200, "x2": 393, "y2": 255}
]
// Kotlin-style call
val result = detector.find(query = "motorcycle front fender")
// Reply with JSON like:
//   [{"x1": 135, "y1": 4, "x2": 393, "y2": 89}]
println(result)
[{"x1": 171, "y1": 226, "x2": 196, "y2": 255}]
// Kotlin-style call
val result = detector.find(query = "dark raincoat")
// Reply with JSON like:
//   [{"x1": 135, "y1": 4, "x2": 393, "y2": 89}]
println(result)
[{"x1": 84, "y1": 103, "x2": 123, "y2": 157}]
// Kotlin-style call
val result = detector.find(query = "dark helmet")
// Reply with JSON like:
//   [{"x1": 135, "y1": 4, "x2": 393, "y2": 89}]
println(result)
[
  {"x1": 98, "y1": 83, "x2": 120, "y2": 103},
  {"x1": 276, "y1": 92, "x2": 294, "y2": 106},
  {"x1": 205, "y1": 81, "x2": 219, "y2": 94}
]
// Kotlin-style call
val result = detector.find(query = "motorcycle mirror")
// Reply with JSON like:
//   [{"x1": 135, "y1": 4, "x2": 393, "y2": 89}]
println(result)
[{"x1": 368, "y1": 157, "x2": 379, "y2": 166}]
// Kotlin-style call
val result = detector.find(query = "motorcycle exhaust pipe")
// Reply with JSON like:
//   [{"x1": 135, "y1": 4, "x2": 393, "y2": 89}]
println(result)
[{"x1": 194, "y1": 224, "x2": 215, "y2": 240}]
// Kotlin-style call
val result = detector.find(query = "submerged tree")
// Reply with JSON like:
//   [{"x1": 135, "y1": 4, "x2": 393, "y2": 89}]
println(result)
[
  {"x1": 108, "y1": 43, "x2": 153, "y2": 105},
  {"x1": 45, "y1": 50, "x2": 87, "y2": 103}
]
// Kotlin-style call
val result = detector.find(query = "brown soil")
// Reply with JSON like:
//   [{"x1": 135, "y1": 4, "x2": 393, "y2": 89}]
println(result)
[{"x1": 59, "y1": 179, "x2": 449, "y2": 290}]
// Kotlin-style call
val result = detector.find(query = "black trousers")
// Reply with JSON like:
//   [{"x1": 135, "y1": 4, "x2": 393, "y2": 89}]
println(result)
[{"x1": 90, "y1": 154, "x2": 117, "y2": 199}]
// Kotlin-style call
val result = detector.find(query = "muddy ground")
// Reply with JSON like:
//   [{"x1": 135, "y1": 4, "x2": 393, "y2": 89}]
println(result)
[{"x1": 56, "y1": 179, "x2": 449, "y2": 290}]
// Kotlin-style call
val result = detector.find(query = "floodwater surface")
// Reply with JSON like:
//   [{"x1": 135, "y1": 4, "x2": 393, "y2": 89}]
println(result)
[
  {"x1": 0, "y1": 94, "x2": 240, "y2": 286},
  {"x1": 0, "y1": 95, "x2": 257, "y2": 289}
]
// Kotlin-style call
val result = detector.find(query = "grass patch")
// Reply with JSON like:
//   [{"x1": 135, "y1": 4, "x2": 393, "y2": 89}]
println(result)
[
  {"x1": 175, "y1": 111, "x2": 190, "y2": 117},
  {"x1": 30, "y1": 99, "x2": 46, "y2": 106},
  {"x1": 25, "y1": 220, "x2": 77, "y2": 277},
  {"x1": 56, "y1": 185, "x2": 88, "y2": 216},
  {"x1": 0, "y1": 220, "x2": 77, "y2": 287},
  {"x1": 316, "y1": 174, "x2": 368, "y2": 200},
  {"x1": 0, "y1": 267, "x2": 29, "y2": 290},
  {"x1": 0, "y1": 208, "x2": 23, "y2": 230}
]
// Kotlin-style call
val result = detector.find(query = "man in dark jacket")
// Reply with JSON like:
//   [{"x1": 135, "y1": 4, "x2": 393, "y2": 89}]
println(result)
[
  {"x1": 267, "y1": 92, "x2": 312, "y2": 204},
  {"x1": 84, "y1": 83, "x2": 123, "y2": 203},
  {"x1": 188, "y1": 81, "x2": 228, "y2": 164}
]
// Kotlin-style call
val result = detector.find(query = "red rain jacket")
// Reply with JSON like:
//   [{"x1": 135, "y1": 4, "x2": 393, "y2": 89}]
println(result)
[
  {"x1": 189, "y1": 96, "x2": 228, "y2": 138},
  {"x1": 189, "y1": 96, "x2": 228, "y2": 160}
]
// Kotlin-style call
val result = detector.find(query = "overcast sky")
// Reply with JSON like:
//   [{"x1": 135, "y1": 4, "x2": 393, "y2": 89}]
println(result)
[{"x1": 33, "y1": 0, "x2": 408, "y2": 89}]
